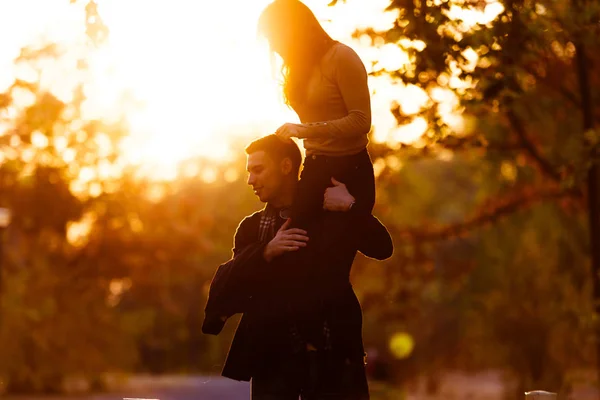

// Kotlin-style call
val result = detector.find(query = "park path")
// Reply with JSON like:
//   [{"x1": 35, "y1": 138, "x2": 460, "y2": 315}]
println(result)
[
  {"x1": 3, "y1": 372, "x2": 599, "y2": 400},
  {"x1": 3, "y1": 376, "x2": 250, "y2": 400}
]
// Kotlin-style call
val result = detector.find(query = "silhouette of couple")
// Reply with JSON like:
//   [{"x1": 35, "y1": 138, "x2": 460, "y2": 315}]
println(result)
[{"x1": 203, "y1": 1, "x2": 393, "y2": 399}]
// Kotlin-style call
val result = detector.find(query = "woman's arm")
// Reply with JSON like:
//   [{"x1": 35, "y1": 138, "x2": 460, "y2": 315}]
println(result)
[{"x1": 276, "y1": 45, "x2": 371, "y2": 140}]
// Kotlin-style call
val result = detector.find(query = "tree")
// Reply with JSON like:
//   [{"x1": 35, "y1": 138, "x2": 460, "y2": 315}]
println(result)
[
  {"x1": 0, "y1": 1, "x2": 139, "y2": 391},
  {"x1": 334, "y1": 0, "x2": 599, "y2": 395}
]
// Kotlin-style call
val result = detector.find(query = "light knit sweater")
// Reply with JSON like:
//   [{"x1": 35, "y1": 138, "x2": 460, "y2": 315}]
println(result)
[{"x1": 293, "y1": 42, "x2": 372, "y2": 156}]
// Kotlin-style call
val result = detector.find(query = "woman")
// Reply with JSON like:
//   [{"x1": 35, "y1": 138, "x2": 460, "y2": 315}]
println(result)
[
  {"x1": 259, "y1": 0, "x2": 374, "y2": 221},
  {"x1": 254, "y1": 0, "x2": 379, "y2": 399}
]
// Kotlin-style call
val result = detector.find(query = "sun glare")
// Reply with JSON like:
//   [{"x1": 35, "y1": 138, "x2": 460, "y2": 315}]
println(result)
[{"x1": 0, "y1": 0, "x2": 504, "y2": 181}]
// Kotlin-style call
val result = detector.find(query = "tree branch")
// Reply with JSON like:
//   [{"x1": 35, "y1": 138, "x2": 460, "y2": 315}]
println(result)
[
  {"x1": 521, "y1": 64, "x2": 581, "y2": 109},
  {"x1": 506, "y1": 109, "x2": 563, "y2": 182},
  {"x1": 391, "y1": 187, "x2": 580, "y2": 242}
]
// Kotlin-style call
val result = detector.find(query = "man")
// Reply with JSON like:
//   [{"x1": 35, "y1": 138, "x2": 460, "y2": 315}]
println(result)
[{"x1": 203, "y1": 135, "x2": 392, "y2": 399}]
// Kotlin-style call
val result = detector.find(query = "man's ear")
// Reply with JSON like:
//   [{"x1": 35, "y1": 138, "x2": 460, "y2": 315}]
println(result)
[{"x1": 280, "y1": 158, "x2": 292, "y2": 176}]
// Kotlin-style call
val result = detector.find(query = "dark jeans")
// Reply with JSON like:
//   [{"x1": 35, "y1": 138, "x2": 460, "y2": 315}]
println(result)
[
  {"x1": 293, "y1": 149, "x2": 375, "y2": 224},
  {"x1": 251, "y1": 351, "x2": 370, "y2": 400},
  {"x1": 283, "y1": 149, "x2": 375, "y2": 347}
]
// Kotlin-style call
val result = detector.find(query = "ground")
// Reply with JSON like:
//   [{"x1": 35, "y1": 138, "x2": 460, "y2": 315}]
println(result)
[{"x1": 1, "y1": 372, "x2": 598, "y2": 400}]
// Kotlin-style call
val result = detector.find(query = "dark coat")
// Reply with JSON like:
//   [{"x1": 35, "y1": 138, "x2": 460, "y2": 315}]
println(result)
[{"x1": 202, "y1": 208, "x2": 393, "y2": 381}]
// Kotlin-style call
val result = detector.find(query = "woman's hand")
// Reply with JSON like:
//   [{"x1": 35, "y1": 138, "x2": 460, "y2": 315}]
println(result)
[
  {"x1": 323, "y1": 177, "x2": 356, "y2": 212},
  {"x1": 275, "y1": 123, "x2": 306, "y2": 140}
]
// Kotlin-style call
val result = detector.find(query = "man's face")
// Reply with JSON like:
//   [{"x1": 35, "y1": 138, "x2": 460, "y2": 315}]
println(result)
[{"x1": 246, "y1": 150, "x2": 285, "y2": 203}]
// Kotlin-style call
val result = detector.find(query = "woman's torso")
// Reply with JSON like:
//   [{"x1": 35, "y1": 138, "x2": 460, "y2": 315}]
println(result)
[{"x1": 292, "y1": 42, "x2": 370, "y2": 156}]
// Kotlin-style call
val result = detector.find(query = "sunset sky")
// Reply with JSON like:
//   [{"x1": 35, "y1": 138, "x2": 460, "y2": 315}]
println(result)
[{"x1": 0, "y1": 0, "x2": 504, "y2": 180}]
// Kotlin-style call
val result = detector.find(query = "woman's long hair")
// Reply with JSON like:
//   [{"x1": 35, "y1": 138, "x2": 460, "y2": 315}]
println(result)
[{"x1": 258, "y1": 0, "x2": 335, "y2": 107}]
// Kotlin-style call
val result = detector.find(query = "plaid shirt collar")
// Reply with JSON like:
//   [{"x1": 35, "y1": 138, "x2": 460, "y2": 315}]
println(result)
[
  {"x1": 259, "y1": 203, "x2": 292, "y2": 242},
  {"x1": 258, "y1": 203, "x2": 278, "y2": 242}
]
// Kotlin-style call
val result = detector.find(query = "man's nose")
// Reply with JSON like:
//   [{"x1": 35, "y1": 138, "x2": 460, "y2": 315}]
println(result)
[{"x1": 247, "y1": 174, "x2": 255, "y2": 186}]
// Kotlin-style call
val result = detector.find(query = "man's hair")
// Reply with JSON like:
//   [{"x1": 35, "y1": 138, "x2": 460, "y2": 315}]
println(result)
[{"x1": 245, "y1": 134, "x2": 302, "y2": 178}]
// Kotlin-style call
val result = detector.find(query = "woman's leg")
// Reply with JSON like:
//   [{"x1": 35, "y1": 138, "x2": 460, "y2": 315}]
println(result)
[
  {"x1": 288, "y1": 151, "x2": 376, "y2": 347},
  {"x1": 312, "y1": 150, "x2": 376, "y2": 290},
  {"x1": 290, "y1": 155, "x2": 333, "y2": 229},
  {"x1": 290, "y1": 150, "x2": 375, "y2": 224},
  {"x1": 278, "y1": 155, "x2": 333, "y2": 309},
  {"x1": 290, "y1": 150, "x2": 376, "y2": 269}
]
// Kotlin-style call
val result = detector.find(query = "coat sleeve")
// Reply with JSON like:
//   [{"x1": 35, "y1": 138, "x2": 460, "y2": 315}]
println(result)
[
  {"x1": 357, "y1": 215, "x2": 394, "y2": 261},
  {"x1": 202, "y1": 215, "x2": 267, "y2": 335}
]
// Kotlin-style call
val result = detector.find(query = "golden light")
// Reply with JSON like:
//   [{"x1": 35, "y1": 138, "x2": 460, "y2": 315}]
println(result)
[
  {"x1": 66, "y1": 211, "x2": 96, "y2": 247},
  {"x1": 0, "y1": 0, "x2": 505, "y2": 181},
  {"x1": 447, "y1": 2, "x2": 505, "y2": 28},
  {"x1": 389, "y1": 331, "x2": 415, "y2": 359},
  {"x1": 107, "y1": 277, "x2": 132, "y2": 307},
  {"x1": 392, "y1": 117, "x2": 428, "y2": 145}
]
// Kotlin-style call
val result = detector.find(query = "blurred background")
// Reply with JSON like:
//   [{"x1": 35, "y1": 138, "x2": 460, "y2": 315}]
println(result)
[{"x1": 0, "y1": 0, "x2": 598, "y2": 399}]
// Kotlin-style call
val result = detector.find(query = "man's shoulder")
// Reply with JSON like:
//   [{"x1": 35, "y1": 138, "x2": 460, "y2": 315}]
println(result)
[
  {"x1": 236, "y1": 208, "x2": 265, "y2": 232},
  {"x1": 233, "y1": 208, "x2": 266, "y2": 248},
  {"x1": 243, "y1": 208, "x2": 265, "y2": 223}
]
